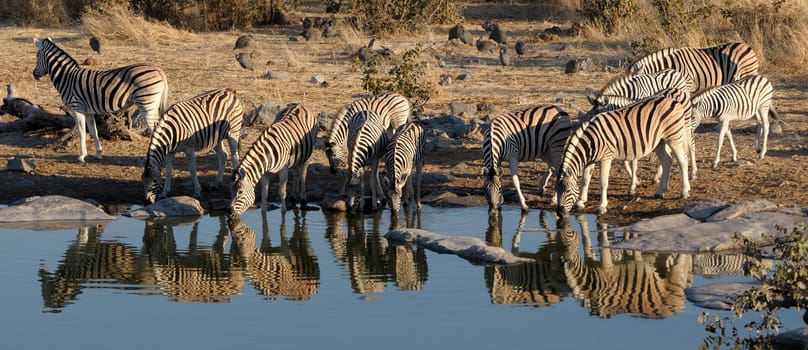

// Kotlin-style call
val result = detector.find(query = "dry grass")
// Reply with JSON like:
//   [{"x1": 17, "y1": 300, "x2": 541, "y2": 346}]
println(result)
[{"x1": 81, "y1": 3, "x2": 195, "y2": 48}]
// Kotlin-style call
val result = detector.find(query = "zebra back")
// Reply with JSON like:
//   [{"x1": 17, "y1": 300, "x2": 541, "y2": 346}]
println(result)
[
  {"x1": 347, "y1": 110, "x2": 390, "y2": 185},
  {"x1": 325, "y1": 92, "x2": 411, "y2": 172},
  {"x1": 230, "y1": 103, "x2": 317, "y2": 215},
  {"x1": 142, "y1": 88, "x2": 244, "y2": 202},
  {"x1": 33, "y1": 38, "x2": 169, "y2": 131},
  {"x1": 629, "y1": 42, "x2": 759, "y2": 94},
  {"x1": 483, "y1": 105, "x2": 572, "y2": 177}
]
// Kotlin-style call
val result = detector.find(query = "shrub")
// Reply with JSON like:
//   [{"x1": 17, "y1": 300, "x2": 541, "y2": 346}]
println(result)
[
  {"x1": 577, "y1": 0, "x2": 639, "y2": 35},
  {"x1": 699, "y1": 223, "x2": 808, "y2": 347},
  {"x1": 351, "y1": 0, "x2": 459, "y2": 35},
  {"x1": 355, "y1": 44, "x2": 435, "y2": 111}
]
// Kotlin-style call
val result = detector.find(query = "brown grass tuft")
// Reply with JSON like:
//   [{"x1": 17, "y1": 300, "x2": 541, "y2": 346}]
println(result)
[{"x1": 81, "y1": 3, "x2": 194, "y2": 48}]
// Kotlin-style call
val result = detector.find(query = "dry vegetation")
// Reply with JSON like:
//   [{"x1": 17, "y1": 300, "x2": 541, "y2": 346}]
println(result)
[{"x1": 1, "y1": 0, "x2": 807, "y2": 225}]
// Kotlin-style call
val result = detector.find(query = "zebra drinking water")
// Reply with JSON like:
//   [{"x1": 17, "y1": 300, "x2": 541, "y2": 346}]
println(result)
[
  {"x1": 385, "y1": 122, "x2": 427, "y2": 216},
  {"x1": 557, "y1": 89, "x2": 691, "y2": 215},
  {"x1": 141, "y1": 88, "x2": 244, "y2": 203},
  {"x1": 33, "y1": 38, "x2": 169, "y2": 163},
  {"x1": 346, "y1": 110, "x2": 391, "y2": 213},
  {"x1": 230, "y1": 103, "x2": 318, "y2": 216},
  {"x1": 483, "y1": 104, "x2": 574, "y2": 212}
]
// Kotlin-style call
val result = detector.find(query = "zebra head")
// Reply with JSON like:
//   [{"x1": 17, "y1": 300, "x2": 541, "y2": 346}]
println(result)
[
  {"x1": 325, "y1": 141, "x2": 343, "y2": 174},
  {"x1": 141, "y1": 165, "x2": 164, "y2": 204},
  {"x1": 556, "y1": 168, "x2": 579, "y2": 216},
  {"x1": 230, "y1": 169, "x2": 255, "y2": 217},
  {"x1": 483, "y1": 166, "x2": 503, "y2": 212},
  {"x1": 33, "y1": 38, "x2": 54, "y2": 80}
]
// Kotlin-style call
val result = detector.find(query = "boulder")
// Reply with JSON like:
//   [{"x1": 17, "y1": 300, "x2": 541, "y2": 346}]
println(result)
[
  {"x1": 774, "y1": 327, "x2": 808, "y2": 348},
  {"x1": 125, "y1": 196, "x2": 204, "y2": 219},
  {"x1": 386, "y1": 228, "x2": 533, "y2": 264},
  {"x1": 685, "y1": 281, "x2": 762, "y2": 310},
  {"x1": 321, "y1": 193, "x2": 348, "y2": 212},
  {"x1": 8, "y1": 157, "x2": 35, "y2": 173},
  {"x1": 0, "y1": 195, "x2": 115, "y2": 224},
  {"x1": 683, "y1": 198, "x2": 728, "y2": 220},
  {"x1": 612, "y1": 213, "x2": 699, "y2": 233},
  {"x1": 434, "y1": 195, "x2": 487, "y2": 208},
  {"x1": 706, "y1": 199, "x2": 779, "y2": 222}
]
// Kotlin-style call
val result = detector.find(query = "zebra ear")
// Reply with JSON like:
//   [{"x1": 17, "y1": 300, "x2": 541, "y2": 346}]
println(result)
[
  {"x1": 34, "y1": 38, "x2": 43, "y2": 49},
  {"x1": 587, "y1": 95, "x2": 597, "y2": 106}
]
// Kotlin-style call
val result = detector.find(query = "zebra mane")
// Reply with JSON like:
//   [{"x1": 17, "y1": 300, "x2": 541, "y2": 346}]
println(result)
[
  {"x1": 597, "y1": 71, "x2": 631, "y2": 96},
  {"x1": 37, "y1": 38, "x2": 79, "y2": 66}
]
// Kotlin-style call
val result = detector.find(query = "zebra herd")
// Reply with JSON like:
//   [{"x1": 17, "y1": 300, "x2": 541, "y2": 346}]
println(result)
[{"x1": 32, "y1": 37, "x2": 776, "y2": 218}]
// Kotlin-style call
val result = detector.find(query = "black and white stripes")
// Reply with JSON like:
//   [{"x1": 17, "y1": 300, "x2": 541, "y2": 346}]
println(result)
[
  {"x1": 142, "y1": 88, "x2": 244, "y2": 203},
  {"x1": 557, "y1": 89, "x2": 691, "y2": 215},
  {"x1": 386, "y1": 122, "x2": 427, "y2": 215},
  {"x1": 230, "y1": 103, "x2": 318, "y2": 216},
  {"x1": 483, "y1": 105, "x2": 574, "y2": 212},
  {"x1": 33, "y1": 38, "x2": 169, "y2": 163},
  {"x1": 346, "y1": 110, "x2": 391, "y2": 212}
]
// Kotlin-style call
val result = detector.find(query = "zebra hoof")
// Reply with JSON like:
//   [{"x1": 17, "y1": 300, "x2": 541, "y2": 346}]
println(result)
[
  {"x1": 597, "y1": 207, "x2": 607, "y2": 215},
  {"x1": 574, "y1": 201, "x2": 586, "y2": 210},
  {"x1": 77, "y1": 157, "x2": 86, "y2": 163},
  {"x1": 94, "y1": 154, "x2": 103, "y2": 160},
  {"x1": 654, "y1": 192, "x2": 664, "y2": 199}
]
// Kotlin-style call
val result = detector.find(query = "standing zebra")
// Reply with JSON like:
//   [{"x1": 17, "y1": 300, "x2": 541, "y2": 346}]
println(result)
[
  {"x1": 556, "y1": 89, "x2": 691, "y2": 215},
  {"x1": 324, "y1": 92, "x2": 411, "y2": 175},
  {"x1": 33, "y1": 38, "x2": 169, "y2": 163},
  {"x1": 629, "y1": 41, "x2": 759, "y2": 94},
  {"x1": 483, "y1": 105, "x2": 574, "y2": 213},
  {"x1": 230, "y1": 103, "x2": 317, "y2": 216},
  {"x1": 585, "y1": 69, "x2": 697, "y2": 183},
  {"x1": 141, "y1": 88, "x2": 244, "y2": 203},
  {"x1": 691, "y1": 75, "x2": 775, "y2": 168},
  {"x1": 385, "y1": 122, "x2": 427, "y2": 216},
  {"x1": 346, "y1": 110, "x2": 391, "y2": 212}
]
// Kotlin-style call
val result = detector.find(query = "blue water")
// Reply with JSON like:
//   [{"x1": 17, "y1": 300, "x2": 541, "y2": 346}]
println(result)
[{"x1": 0, "y1": 205, "x2": 801, "y2": 350}]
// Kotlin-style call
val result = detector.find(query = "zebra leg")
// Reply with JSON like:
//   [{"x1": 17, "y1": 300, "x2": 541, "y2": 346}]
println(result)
[
  {"x1": 370, "y1": 162, "x2": 381, "y2": 211},
  {"x1": 547, "y1": 167, "x2": 558, "y2": 207},
  {"x1": 757, "y1": 106, "x2": 770, "y2": 159},
  {"x1": 654, "y1": 144, "x2": 674, "y2": 198},
  {"x1": 415, "y1": 163, "x2": 423, "y2": 210},
  {"x1": 672, "y1": 142, "x2": 690, "y2": 198},
  {"x1": 713, "y1": 120, "x2": 731, "y2": 168},
  {"x1": 624, "y1": 160, "x2": 639, "y2": 196},
  {"x1": 187, "y1": 149, "x2": 202, "y2": 199},
  {"x1": 537, "y1": 169, "x2": 551, "y2": 196},
  {"x1": 260, "y1": 173, "x2": 271, "y2": 212},
  {"x1": 597, "y1": 159, "x2": 612, "y2": 215},
  {"x1": 575, "y1": 164, "x2": 596, "y2": 210},
  {"x1": 163, "y1": 154, "x2": 175, "y2": 199},
  {"x1": 227, "y1": 134, "x2": 239, "y2": 171},
  {"x1": 726, "y1": 127, "x2": 738, "y2": 163},
  {"x1": 72, "y1": 112, "x2": 88, "y2": 163},
  {"x1": 510, "y1": 161, "x2": 528, "y2": 211},
  {"x1": 213, "y1": 142, "x2": 225, "y2": 188},
  {"x1": 298, "y1": 162, "x2": 310, "y2": 208},
  {"x1": 85, "y1": 114, "x2": 103, "y2": 160},
  {"x1": 278, "y1": 167, "x2": 289, "y2": 213}
]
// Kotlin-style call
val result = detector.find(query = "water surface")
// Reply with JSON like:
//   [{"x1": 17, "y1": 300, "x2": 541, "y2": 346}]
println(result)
[{"x1": 0, "y1": 205, "x2": 800, "y2": 349}]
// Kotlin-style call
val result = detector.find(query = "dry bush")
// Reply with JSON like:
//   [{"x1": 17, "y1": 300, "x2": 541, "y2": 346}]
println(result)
[
  {"x1": 1, "y1": 0, "x2": 72, "y2": 26},
  {"x1": 81, "y1": 3, "x2": 194, "y2": 48},
  {"x1": 352, "y1": 0, "x2": 459, "y2": 35}
]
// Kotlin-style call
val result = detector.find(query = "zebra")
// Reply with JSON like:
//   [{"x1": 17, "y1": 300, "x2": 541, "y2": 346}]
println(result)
[
  {"x1": 346, "y1": 110, "x2": 391, "y2": 212},
  {"x1": 690, "y1": 75, "x2": 776, "y2": 168},
  {"x1": 556, "y1": 89, "x2": 691, "y2": 215},
  {"x1": 33, "y1": 38, "x2": 169, "y2": 163},
  {"x1": 230, "y1": 103, "x2": 318, "y2": 216},
  {"x1": 483, "y1": 104, "x2": 574, "y2": 213},
  {"x1": 628, "y1": 41, "x2": 759, "y2": 94},
  {"x1": 385, "y1": 122, "x2": 427, "y2": 216},
  {"x1": 324, "y1": 92, "x2": 411, "y2": 176},
  {"x1": 141, "y1": 88, "x2": 243, "y2": 203},
  {"x1": 584, "y1": 69, "x2": 697, "y2": 184}
]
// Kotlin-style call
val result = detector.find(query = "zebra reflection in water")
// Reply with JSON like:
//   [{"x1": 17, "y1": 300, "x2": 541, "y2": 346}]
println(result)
[
  {"x1": 141, "y1": 218, "x2": 245, "y2": 303},
  {"x1": 485, "y1": 212, "x2": 693, "y2": 317},
  {"x1": 324, "y1": 211, "x2": 427, "y2": 295},
  {"x1": 228, "y1": 210, "x2": 320, "y2": 301},
  {"x1": 39, "y1": 224, "x2": 142, "y2": 310}
]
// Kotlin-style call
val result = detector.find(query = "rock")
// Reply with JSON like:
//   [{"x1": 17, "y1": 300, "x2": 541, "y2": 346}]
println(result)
[
  {"x1": 0, "y1": 195, "x2": 115, "y2": 224},
  {"x1": 261, "y1": 71, "x2": 287, "y2": 80},
  {"x1": 685, "y1": 281, "x2": 762, "y2": 310},
  {"x1": 774, "y1": 327, "x2": 808, "y2": 348},
  {"x1": 421, "y1": 191, "x2": 458, "y2": 203},
  {"x1": 434, "y1": 195, "x2": 487, "y2": 208},
  {"x1": 769, "y1": 120, "x2": 784, "y2": 135},
  {"x1": 611, "y1": 211, "x2": 805, "y2": 252},
  {"x1": 456, "y1": 72, "x2": 471, "y2": 81},
  {"x1": 125, "y1": 196, "x2": 204, "y2": 218},
  {"x1": 310, "y1": 75, "x2": 325, "y2": 84},
  {"x1": 386, "y1": 228, "x2": 533, "y2": 264},
  {"x1": 321, "y1": 193, "x2": 348, "y2": 211},
  {"x1": 439, "y1": 74, "x2": 453, "y2": 86},
  {"x1": 683, "y1": 198, "x2": 729, "y2": 220},
  {"x1": 449, "y1": 101, "x2": 476, "y2": 116},
  {"x1": 250, "y1": 101, "x2": 285, "y2": 126},
  {"x1": 564, "y1": 59, "x2": 577, "y2": 74},
  {"x1": 611, "y1": 213, "x2": 699, "y2": 233},
  {"x1": 8, "y1": 157, "x2": 35, "y2": 173},
  {"x1": 706, "y1": 199, "x2": 779, "y2": 222}
]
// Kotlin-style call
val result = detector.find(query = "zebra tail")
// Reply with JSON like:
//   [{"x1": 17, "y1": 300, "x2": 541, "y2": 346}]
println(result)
[{"x1": 769, "y1": 106, "x2": 780, "y2": 121}]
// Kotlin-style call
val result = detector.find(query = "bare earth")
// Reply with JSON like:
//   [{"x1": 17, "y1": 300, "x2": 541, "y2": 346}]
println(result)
[{"x1": 1, "y1": 5, "x2": 807, "y2": 226}]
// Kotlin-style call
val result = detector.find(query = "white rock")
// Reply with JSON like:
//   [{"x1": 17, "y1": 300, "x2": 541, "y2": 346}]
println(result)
[
  {"x1": 0, "y1": 195, "x2": 115, "y2": 223},
  {"x1": 386, "y1": 228, "x2": 533, "y2": 264},
  {"x1": 125, "y1": 196, "x2": 204, "y2": 218},
  {"x1": 706, "y1": 199, "x2": 779, "y2": 222}
]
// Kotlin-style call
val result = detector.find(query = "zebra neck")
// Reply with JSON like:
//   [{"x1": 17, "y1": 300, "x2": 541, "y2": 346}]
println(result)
[{"x1": 47, "y1": 51, "x2": 80, "y2": 89}]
